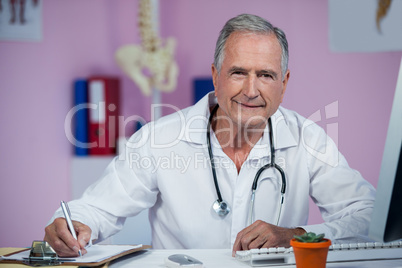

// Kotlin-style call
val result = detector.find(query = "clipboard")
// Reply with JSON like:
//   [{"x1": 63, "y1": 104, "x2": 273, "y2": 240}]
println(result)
[{"x1": 0, "y1": 242, "x2": 151, "y2": 267}]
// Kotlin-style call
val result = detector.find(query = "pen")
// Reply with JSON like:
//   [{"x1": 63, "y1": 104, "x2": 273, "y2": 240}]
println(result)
[{"x1": 60, "y1": 200, "x2": 82, "y2": 257}]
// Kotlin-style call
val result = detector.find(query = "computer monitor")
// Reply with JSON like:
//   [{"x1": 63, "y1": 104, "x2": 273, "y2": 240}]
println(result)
[{"x1": 368, "y1": 57, "x2": 402, "y2": 243}]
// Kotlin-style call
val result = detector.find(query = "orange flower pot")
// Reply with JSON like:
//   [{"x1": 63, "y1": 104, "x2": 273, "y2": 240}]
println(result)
[{"x1": 290, "y1": 238, "x2": 331, "y2": 268}]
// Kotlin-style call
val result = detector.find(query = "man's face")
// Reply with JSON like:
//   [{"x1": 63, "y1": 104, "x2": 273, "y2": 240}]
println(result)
[{"x1": 212, "y1": 32, "x2": 290, "y2": 130}]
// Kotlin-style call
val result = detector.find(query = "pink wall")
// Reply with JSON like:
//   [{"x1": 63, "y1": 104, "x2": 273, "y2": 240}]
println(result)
[
  {"x1": 0, "y1": 0, "x2": 401, "y2": 247},
  {"x1": 0, "y1": 0, "x2": 144, "y2": 247},
  {"x1": 160, "y1": 0, "x2": 402, "y2": 223}
]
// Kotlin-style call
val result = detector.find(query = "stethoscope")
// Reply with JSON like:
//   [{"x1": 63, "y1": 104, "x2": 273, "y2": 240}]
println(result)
[{"x1": 207, "y1": 105, "x2": 286, "y2": 225}]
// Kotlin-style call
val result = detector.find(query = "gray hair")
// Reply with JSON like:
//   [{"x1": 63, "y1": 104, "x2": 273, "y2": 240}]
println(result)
[{"x1": 213, "y1": 14, "x2": 289, "y2": 80}]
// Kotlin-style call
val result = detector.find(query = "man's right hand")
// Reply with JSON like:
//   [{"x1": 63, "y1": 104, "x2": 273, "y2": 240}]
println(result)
[{"x1": 44, "y1": 217, "x2": 92, "y2": 257}]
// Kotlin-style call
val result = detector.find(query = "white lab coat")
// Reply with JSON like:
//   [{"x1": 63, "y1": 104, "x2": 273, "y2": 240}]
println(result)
[{"x1": 50, "y1": 92, "x2": 375, "y2": 249}]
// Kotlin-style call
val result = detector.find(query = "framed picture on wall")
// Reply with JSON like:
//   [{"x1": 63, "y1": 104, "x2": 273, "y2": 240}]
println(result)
[
  {"x1": 329, "y1": 0, "x2": 402, "y2": 52},
  {"x1": 0, "y1": 0, "x2": 42, "y2": 42}
]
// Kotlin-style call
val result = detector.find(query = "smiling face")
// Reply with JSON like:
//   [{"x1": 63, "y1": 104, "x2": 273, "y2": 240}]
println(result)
[{"x1": 212, "y1": 31, "x2": 290, "y2": 131}]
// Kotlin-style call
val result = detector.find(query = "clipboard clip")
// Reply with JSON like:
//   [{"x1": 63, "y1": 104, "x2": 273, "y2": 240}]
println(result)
[{"x1": 23, "y1": 241, "x2": 61, "y2": 267}]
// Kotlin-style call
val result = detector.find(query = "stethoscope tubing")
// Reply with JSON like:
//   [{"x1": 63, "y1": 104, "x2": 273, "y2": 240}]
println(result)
[
  {"x1": 207, "y1": 104, "x2": 286, "y2": 224},
  {"x1": 207, "y1": 105, "x2": 223, "y2": 203}
]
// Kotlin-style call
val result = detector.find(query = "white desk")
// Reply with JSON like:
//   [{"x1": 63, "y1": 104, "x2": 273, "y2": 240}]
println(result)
[{"x1": 110, "y1": 249, "x2": 402, "y2": 268}]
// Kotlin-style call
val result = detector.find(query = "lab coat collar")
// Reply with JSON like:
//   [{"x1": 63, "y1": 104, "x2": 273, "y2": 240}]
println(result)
[
  {"x1": 181, "y1": 92, "x2": 298, "y2": 153},
  {"x1": 182, "y1": 92, "x2": 216, "y2": 145}
]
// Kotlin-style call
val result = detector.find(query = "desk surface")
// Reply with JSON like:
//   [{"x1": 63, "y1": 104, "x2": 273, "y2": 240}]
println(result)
[
  {"x1": 2, "y1": 248, "x2": 402, "y2": 268},
  {"x1": 110, "y1": 249, "x2": 402, "y2": 268}
]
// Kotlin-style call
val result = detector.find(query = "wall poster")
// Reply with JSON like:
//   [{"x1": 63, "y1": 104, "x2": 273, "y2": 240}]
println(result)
[{"x1": 0, "y1": 0, "x2": 42, "y2": 42}]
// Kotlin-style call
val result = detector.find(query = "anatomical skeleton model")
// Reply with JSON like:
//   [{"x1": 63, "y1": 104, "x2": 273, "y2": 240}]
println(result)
[{"x1": 115, "y1": 0, "x2": 179, "y2": 97}]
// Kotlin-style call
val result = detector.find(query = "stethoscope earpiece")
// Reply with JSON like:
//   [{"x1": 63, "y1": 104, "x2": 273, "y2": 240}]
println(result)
[{"x1": 212, "y1": 199, "x2": 230, "y2": 216}]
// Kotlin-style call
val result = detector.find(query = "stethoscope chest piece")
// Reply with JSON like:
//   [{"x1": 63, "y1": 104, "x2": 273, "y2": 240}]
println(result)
[{"x1": 212, "y1": 199, "x2": 230, "y2": 216}]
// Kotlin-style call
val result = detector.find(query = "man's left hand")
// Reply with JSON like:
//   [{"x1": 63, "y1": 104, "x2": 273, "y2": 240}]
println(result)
[{"x1": 232, "y1": 220, "x2": 306, "y2": 256}]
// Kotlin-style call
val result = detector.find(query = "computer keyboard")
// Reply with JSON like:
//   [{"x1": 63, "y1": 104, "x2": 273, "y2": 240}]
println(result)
[{"x1": 235, "y1": 241, "x2": 402, "y2": 266}]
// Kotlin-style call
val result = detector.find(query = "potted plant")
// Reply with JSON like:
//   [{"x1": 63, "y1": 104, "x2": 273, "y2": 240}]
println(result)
[{"x1": 290, "y1": 232, "x2": 331, "y2": 268}]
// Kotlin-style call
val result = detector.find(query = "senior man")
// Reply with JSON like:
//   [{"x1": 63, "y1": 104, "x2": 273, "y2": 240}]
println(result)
[{"x1": 44, "y1": 14, "x2": 375, "y2": 257}]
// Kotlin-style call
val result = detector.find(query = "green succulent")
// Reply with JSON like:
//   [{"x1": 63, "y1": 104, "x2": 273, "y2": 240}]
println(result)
[{"x1": 294, "y1": 232, "x2": 325, "y2": 243}]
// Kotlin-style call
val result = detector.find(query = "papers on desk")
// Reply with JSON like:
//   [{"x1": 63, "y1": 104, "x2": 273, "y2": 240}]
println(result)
[{"x1": 1, "y1": 244, "x2": 148, "y2": 266}]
